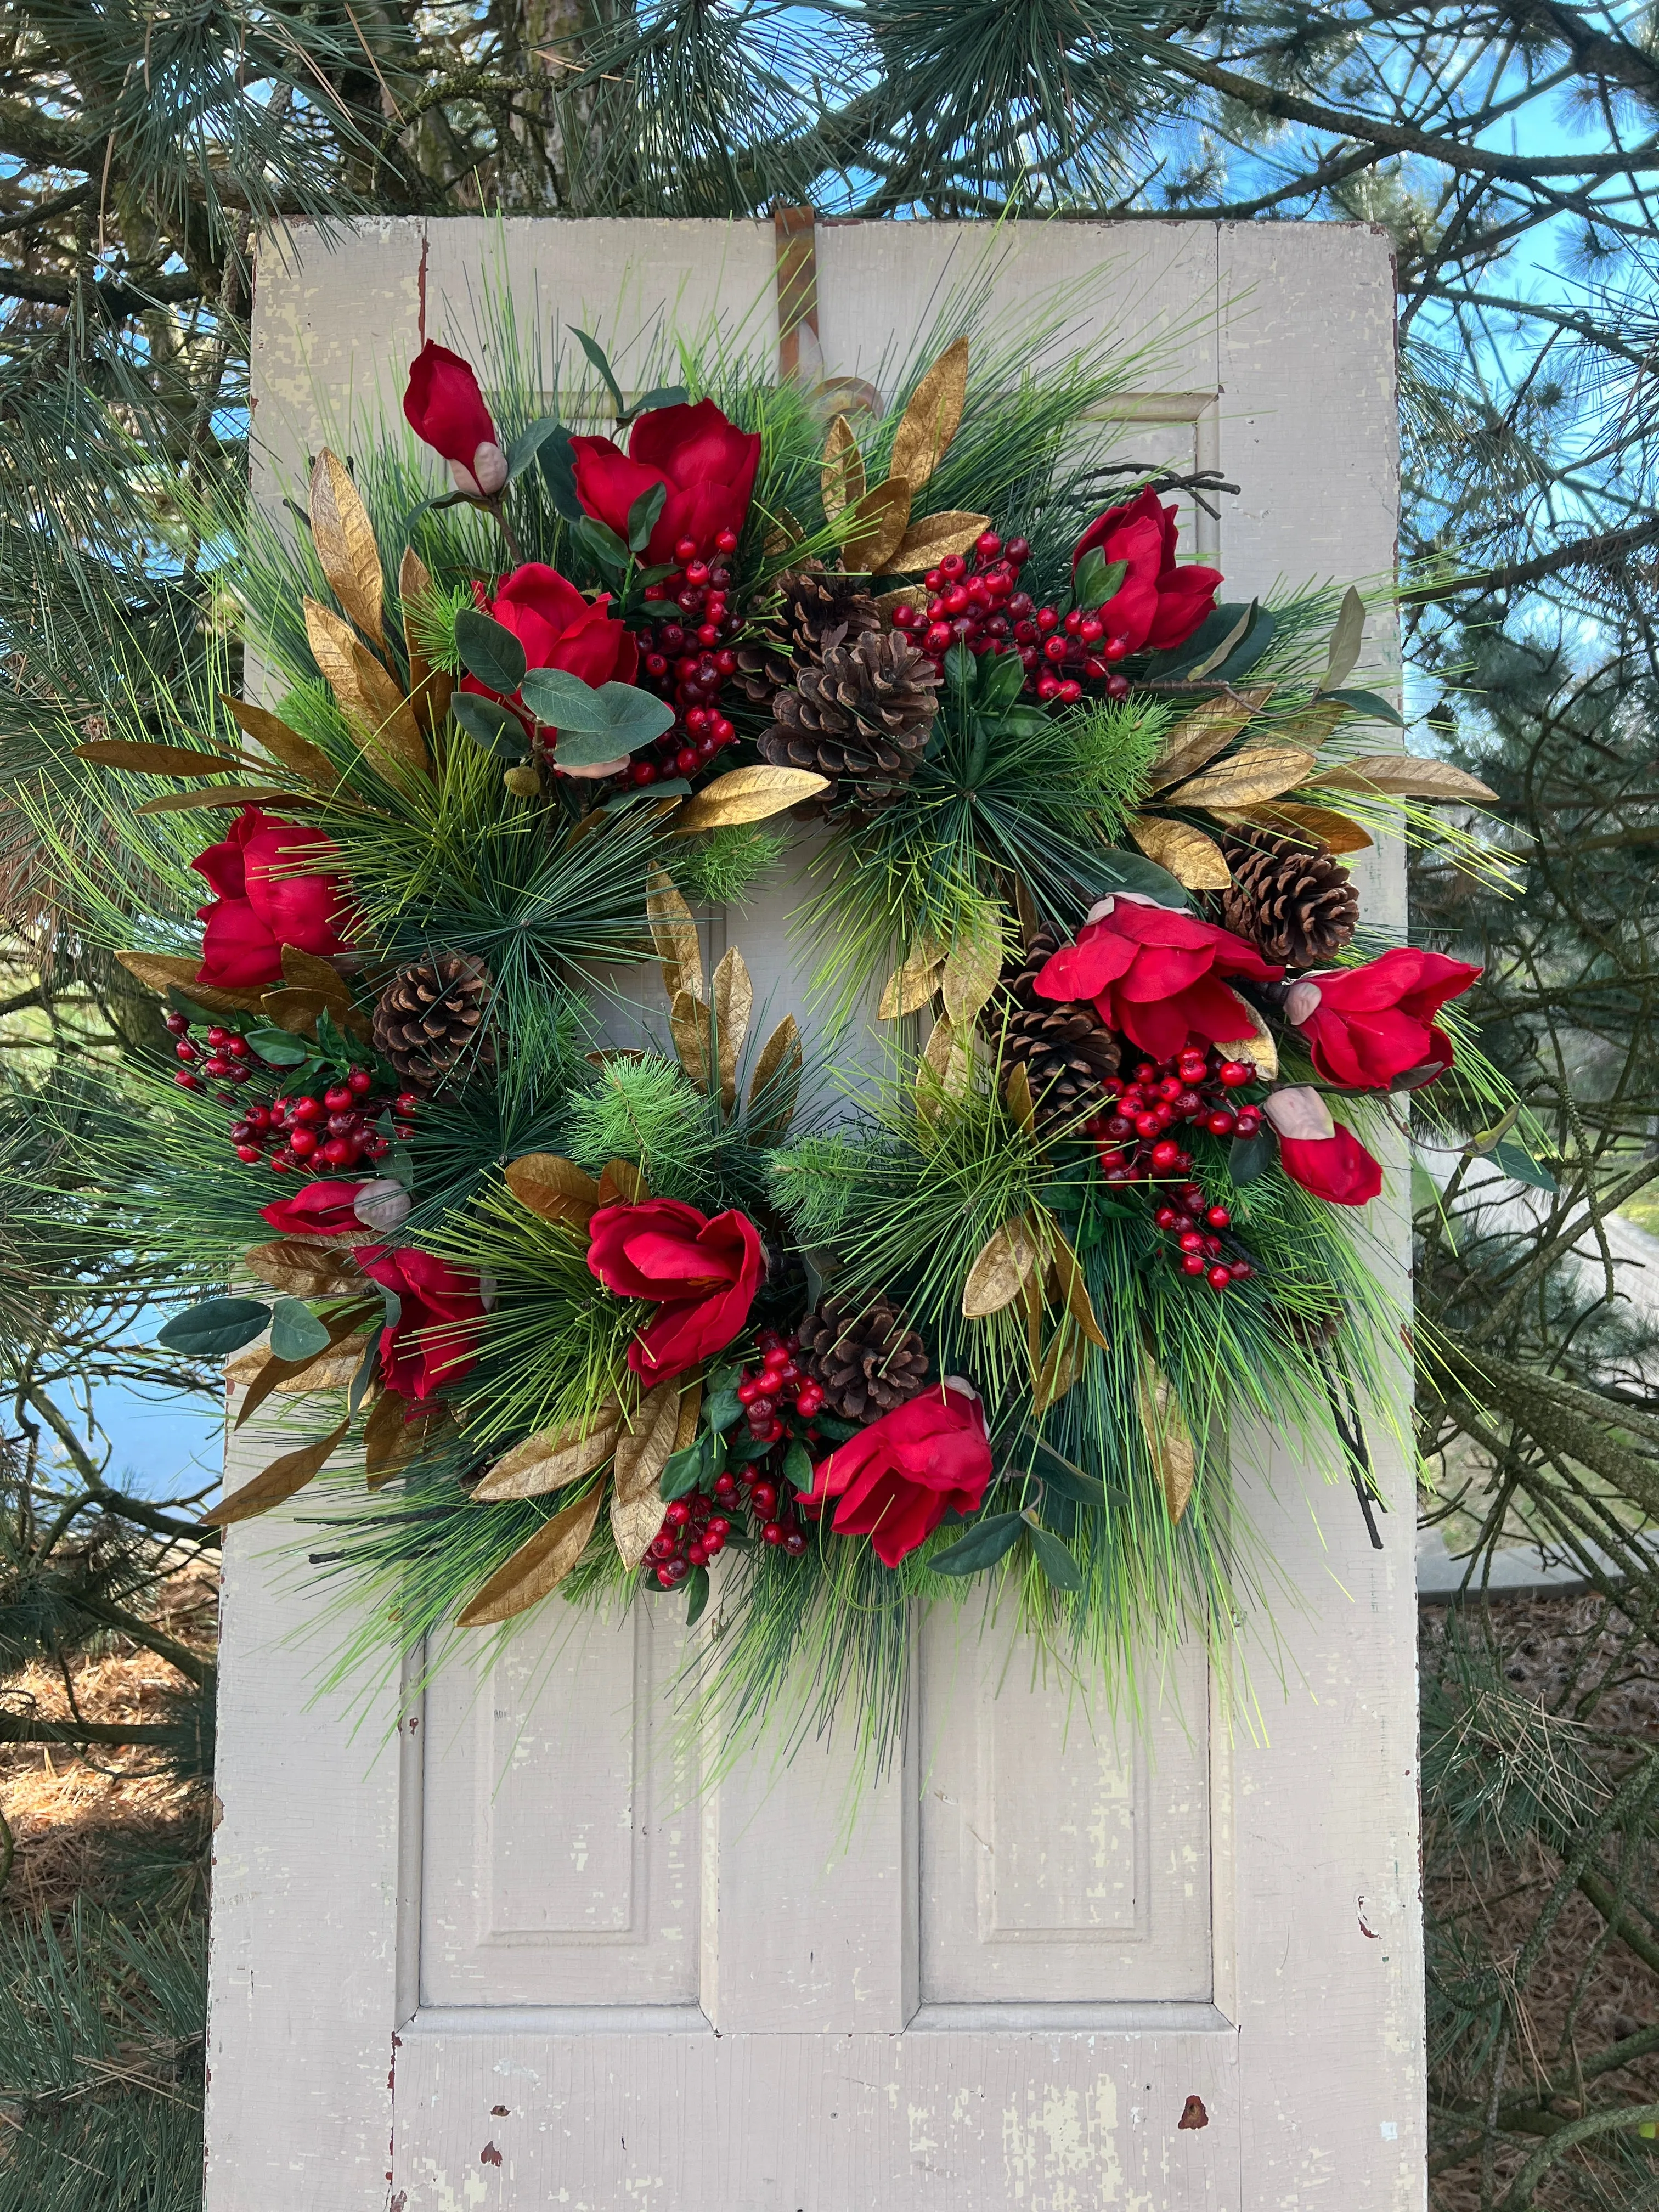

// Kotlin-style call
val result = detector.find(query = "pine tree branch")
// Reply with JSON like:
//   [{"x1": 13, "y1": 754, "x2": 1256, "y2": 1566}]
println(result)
[
  {"x1": 0, "y1": 1712, "x2": 182, "y2": 1748},
  {"x1": 1402, "y1": 516, "x2": 1659, "y2": 603}
]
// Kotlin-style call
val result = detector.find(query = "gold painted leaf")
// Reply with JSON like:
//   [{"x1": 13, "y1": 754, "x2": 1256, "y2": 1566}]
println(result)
[
  {"x1": 1217, "y1": 800, "x2": 1372, "y2": 854},
  {"x1": 76, "y1": 738, "x2": 242, "y2": 775},
  {"x1": 1271, "y1": 699, "x2": 1356, "y2": 751},
  {"x1": 673, "y1": 764, "x2": 827, "y2": 833},
  {"x1": 232, "y1": 1306, "x2": 379, "y2": 1431},
  {"x1": 1147, "y1": 689, "x2": 1273, "y2": 789},
  {"x1": 504, "y1": 1153, "x2": 599, "y2": 1232},
  {"x1": 1311, "y1": 753, "x2": 1498, "y2": 803},
  {"x1": 1012, "y1": 873, "x2": 1041, "y2": 951},
  {"x1": 1212, "y1": 998, "x2": 1279, "y2": 1082},
  {"x1": 225, "y1": 1336, "x2": 371, "y2": 1397},
  {"x1": 114, "y1": 951, "x2": 268, "y2": 1017},
  {"x1": 888, "y1": 336, "x2": 969, "y2": 493},
  {"x1": 940, "y1": 916, "x2": 1003, "y2": 1026},
  {"x1": 597, "y1": 1158, "x2": 649, "y2": 1207},
  {"x1": 878, "y1": 940, "x2": 946, "y2": 1019},
  {"x1": 670, "y1": 988, "x2": 714, "y2": 1092},
  {"x1": 887, "y1": 511, "x2": 992, "y2": 573},
  {"x1": 710, "y1": 947, "x2": 753, "y2": 1113},
  {"x1": 748, "y1": 1013, "x2": 803, "y2": 1142},
  {"x1": 259, "y1": 986, "x2": 373, "y2": 1043},
  {"x1": 962, "y1": 1214, "x2": 1040, "y2": 1320},
  {"x1": 917, "y1": 1011, "x2": 969, "y2": 1134},
  {"x1": 674, "y1": 1378, "x2": 702, "y2": 1454},
  {"x1": 1005, "y1": 1061, "x2": 1037, "y2": 1139},
  {"x1": 221, "y1": 695, "x2": 341, "y2": 789},
  {"x1": 456, "y1": 1485, "x2": 605, "y2": 1626},
  {"x1": 1033, "y1": 1331, "x2": 1085, "y2": 1414},
  {"x1": 399, "y1": 548, "x2": 453, "y2": 736},
  {"x1": 365, "y1": 1393, "x2": 442, "y2": 1488},
  {"x1": 241, "y1": 1239, "x2": 363, "y2": 1299},
  {"x1": 1047, "y1": 1222, "x2": 1110, "y2": 1350},
  {"x1": 303, "y1": 597, "x2": 430, "y2": 781},
  {"x1": 204, "y1": 1415, "x2": 351, "y2": 1527},
  {"x1": 310, "y1": 448, "x2": 386, "y2": 650},
  {"x1": 471, "y1": 1405, "x2": 621, "y2": 1502},
  {"x1": 279, "y1": 944, "x2": 354, "y2": 1007},
  {"x1": 135, "y1": 785, "x2": 298, "y2": 814},
  {"x1": 820, "y1": 413, "x2": 865, "y2": 522},
  {"x1": 646, "y1": 864, "x2": 704, "y2": 1002},
  {"x1": 1137, "y1": 1359, "x2": 1197, "y2": 1524},
  {"x1": 1126, "y1": 815, "x2": 1232, "y2": 890},
  {"x1": 1164, "y1": 746, "x2": 1318, "y2": 810},
  {"x1": 611, "y1": 1381, "x2": 680, "y2": 1567},
  {"x1": 840, "y1": 477, "x2": 912, "y2": 573}
]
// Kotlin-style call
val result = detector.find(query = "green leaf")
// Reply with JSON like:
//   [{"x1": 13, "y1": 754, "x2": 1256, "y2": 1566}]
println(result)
[
  {"x1": 1150, "y1": 601, "x2": 1277, "y2": 682},
  {"x1": 268, "y1": 1297, "x2": 331, "y2": 1362},
  {"x1": 977, "y1": 647, "x2": 1026, "y2": 712},
  {"x1": 1025, "y1": 1518, "x2": 1084, "y2": 1592},
  {"x1": 782, "y1": 1440, "x2": 814, "y2": 1492},
  {"x1": 1029, "y1": 1446, "x2": 1105, "y2": 1506},
  {"x1": 703, "y1": 1386, "x2": 744, "y2": 1434},
  {"x1": 454, "y1": 609, "x2": 527, "y2": 695},
  {"x1": 244, "y1": 1027, "x2": 309, "y2": 1067},
  {"x1": 517, "y1": 675, "x2": 676, "y2": 765},
  {"x1": 626, "y1": 481, "x2": 667, "y2": 552},
  {"x1": 812, "y1": 1413, "x2": 859, "y2": 1443},
  {"x1": 929, "y1": 1510, "x2": 1024, "y2": 1576},
  {"x1": 537, "y1": 427, "x2": 584, "y2": 522},
  {"x1": 506, "y1": 416, "x2": 566, "y2": 484},
  {"x1": 1074, "y1": 548, "x2": 1128, "y2": 608},
  {"x1": 518, "y1": 667, "x2": 612, "y2": 732},
  {"x1": 575, "y1": 515, "x2": 630, "y2": 571},
  {"x1": 452, "y1": 692, "x2": 528, "y2": 757},
  {"x1": 1323, "y1": 686, "x2": 1405, "y2": 728},
  {"x1": 1317, "y1": 586, "x2": 1367, "y2": 692},
  {"x1": 347, "y1": 1329, "x2": 381, "y2": 1417},
  {"x1": 1492, "y1": 1138, "x2": 1558, "y2": 1193},
  {"x1": 157, "y1": 1296, "x2": 272, "y2": 1356},
  {"x1": 661, "y1": 1440, "x2": 708, "y2": 1500},
  {"x1": 1090, "y1": 845, "x2": 1191, "y2": 908},
  {"x1": 1229, "y1": 1128, "x2": 1274, "y2": 1184},
  {"x1": 571, "y1": 326, "x2": 627, "y2": 420},
  {"x1": 684, "y1": 1563, "x2": 710, "y2": 1625},
  {"x1": 622, "y1": 384, "x2": 690, "y2": 422},
  {"x1": 943, "y1": 642, "x2": 974, "y2": 693}
]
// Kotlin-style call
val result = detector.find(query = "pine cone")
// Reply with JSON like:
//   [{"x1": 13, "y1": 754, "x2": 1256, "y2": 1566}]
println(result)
[
  {"x1": 733, "y1": 570, "x2": 880, "y2": 711},
  {"x1": 371, "y1": 951, "x2": 494, "y2": 1092},
  {"x1": 1220, "y1": 836, "x2": 1359, "y2": 968},
  {"x1": 989, "y1": 927, "x2": 1120, "y2": 1131},
  {"x1": 758, "y1": 629, "x2": 939, "y2": 817},
  {"x1": 800, "y1": 1293, "x2": 929, "y2": 1424}
]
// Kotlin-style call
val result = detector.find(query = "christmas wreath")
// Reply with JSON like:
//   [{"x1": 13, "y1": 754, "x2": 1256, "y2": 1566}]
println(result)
[{"x1": 53, "y1": 311, "x2": 1523, "y2": 1750}]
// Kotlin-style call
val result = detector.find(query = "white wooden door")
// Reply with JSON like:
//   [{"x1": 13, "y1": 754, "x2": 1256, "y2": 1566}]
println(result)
[{"x1": 207, "y1": 216, "x2": 1424, "y2": 2210}]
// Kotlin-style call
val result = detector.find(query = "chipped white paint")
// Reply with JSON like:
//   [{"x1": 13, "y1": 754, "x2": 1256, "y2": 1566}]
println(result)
[{"x1": 207, "y1": 218, "x2": 1424, "y2": 2211}]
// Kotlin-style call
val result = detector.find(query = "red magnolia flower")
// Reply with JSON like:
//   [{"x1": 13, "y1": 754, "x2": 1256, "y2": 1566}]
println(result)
[
  {"x1": 1036, "y1": 894, "x2": 1282, "y2": 1062},
  {"x1": 805, "y1": 1385, "x2": 993, "y2": 1569},
  {"x1": 1264, "y1": 1086, "x2": 1384, "y2": 1207},
  {"x1": 1288, "y1": 948, "x2": 1482, "y2": 1090},
  {"x1": 1072, "y1": 487, "x2": 1222, "y2": 659},
  {"x1": 463, "y1": 563, "x2": 639, "y2": 778},
  {"x1": 192, "y1": 806, "x2": 357, "y2": 990},
  {"x1": 403, "y1": 342, "x2": 507, "y2": 496},
  {"x1": 357, "y1": 1245, "x2": 487, "y2": 1401},
  {"x1": 259, "y1": 1179, "x2": 366, "y2": 1238},
  {"x1": 586, "y1": 1197, "x2": 764, "y2": 1384},
  {"x1": 569, "y1": 398, "x2": 760, "y2": 564}
]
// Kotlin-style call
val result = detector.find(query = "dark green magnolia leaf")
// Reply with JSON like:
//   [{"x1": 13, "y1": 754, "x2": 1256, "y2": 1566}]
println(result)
[
  {"x1": 454, "y1": 609, "x2": 527, "y2": 695},
  {"x1": 1211, "y1": 603, "x2": 1277, "y2": 681},
  {"x1": 1033, "y1": 1457, "x2": 1106, "y2": 1506},
  {"x1": 782, "y1": 1440, "x2": 814, "y2": 1492},
  {"x1": 268, "y1": 1297, "x2": 331, "y2": 1363},
  {"x1": 1492, "y1": 1138, "x2": 1558, "y2": 1193},
  {"x1": 506, "y1": 416, "x2": 567, "y2": 484},
  {"x1": 943, "y1": 641, "x2": 975, "y2": 693},
  {"x1": 661, "y1": 1439, "x2": 708, "y2": 1499},
  {"x1": 537, "y1": 427, "x2": 584, "y2": 522},
  {"x1": 1150, "y1": 601, "x2": 1277, "y2": 684},
  {"x1": 601, "y1": 776, "x2": 690, "y2": 810},
  {"x1": 812, "y1": 1412, "x2": 859, "y2": 1443},
  {"x1": 929, "y1": 1510, "x2": 1024, "y2": 1576},
  {"x1": 376, "y1": 1283, "x2": 403, "y2": 1329},
  {"x1": 571, "y1": 326, "x2": 627, "y2": 419},
  {"x1": 623, "y1": 384, "x2": 690, "y2": 422},
  {"x1": 626, "y1": 482, "x2": 667, "y2": 552},
  {"x1": 157, "y1": 1296, "x2": 272, "y2": 1356},
  {"x1": 703, "y1": 1385, "x2": 744, "y2": 1434},
  {"x1": 1089, "y1": 845, "x2": 1191, "y2": 909},
  {"x1": 575, "y1": 515, "x2": 630, "y2": 571},
  {"x1": 243, "y1": 1027, "x2": 310, "y2": 1067},
  {"x1": 452, "y1": 692, "x2": 528, "y2": 757},
  {"x1": 1229, "y1": 1128, "x2": 1274, "y2": 1184},
  {"x1": 684, "y1": 1564, "x2": 711, "y2": 1624},
  {"x1": 347, "y1": 1328, "x2": 381, "y2": 1417},
  {"x1": 1025, "y1": 1519, "x2": 1084, "y2": 1592},
  {"x1": 1324, "y1": 685, "x2": 1405, "y2": 728},
  {"x1": 977, "y1": 648, "x2": 1026, "y2": 712},
  {"x1": 1074, "y1": 548, "x2": 1128, "y2": 608}
]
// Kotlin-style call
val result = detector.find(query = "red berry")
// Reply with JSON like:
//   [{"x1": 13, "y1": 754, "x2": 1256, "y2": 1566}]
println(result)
[
  {"x1": 664, "y1": 1500, "x2": 691, "y2": 1527},
  {"x1": 1006, "y1": 537, "x2": 1030, "y2": 564},
  {"x1": 173, "y1": 1070, "x2": 201, "y2": 1090},
  {"x1": 1154, "y1": 1206, "x2": 1178, "y2": 1229},
  {"x1": 1234, "y1": 1110, "x2": 1262, "y2": 1137},
  {"x1": 630, "y1": 760, "x2": 658, "y2": 786},
  {"x1": 761, "y1": 1522, "x2": 785, "y2": 1545},
  {"x1": 165, "y1": 1011, "x2": 190, "y2": 1035},
  {"x1": 347, "y1": 1068, "x2": 373, "y2": 1094},
  {"x1": 319, "y1": 1136, "x2": 358, "y2": 1166},
  {"x1": 1181, "y1": 1252, "x2": 1207, "y2": 1276},
  {"x1": 224, "y1": 1035, "x2": 250, "y2": 1059},
  {"x1": 395, "y1": 1093, "x2": 421, "y2": 1116},
  {"x1": 673, "y1": 537, "x2": 698, "y2": 565},
  {"x1": 1218, "y1": 1061, "x2": 1253, "y2": 1090},
  {"x1": 268, "y1": 1150, "x2": 295, "y2": 1172},
  {"x1": 713, "y1": 1472, "x2": 737, "y2": 1500},
  {"x1": 1207, "y1": 1265, "x2": 1233, "y2": 1290},
  {"x1": 1206, "y1": 1110, "x2": 1237, "y2": 1137},
  {"x1": 1206, "y1": 1205, "x2": 1232, "y2": 1229},
  {"x1": 292, "y1": 1096, "x2": 324, "y2": 1124},
  {"x1": 174, "y1": 1040, "x2": 197, "y2": 1063},
  {"x1": 686, "y1": 1543, "x2": 709, "y2": 1568},
  {"x1": 750, "y1": 1481, "x2": 779, "y2": 1517},
  {"x1": 1150, "y1": 1140, "x2": 1182, "y2": 1171},
  {"x1": 233, "y1": 1143, "x2": 260, "y2": 1164},
  {"x1": 1178, "y1": 1230, "x2": 1204, "y2": 1254},
  {"x1": 795, "y1": 1385, "x2": 823, "y2": 1416},
  {"x1": 202, "y1": 1055, "x2": 230, "y2": 1078},
  {"x1": 715, "y1": 528, "x2": 739, "y2": 555}
]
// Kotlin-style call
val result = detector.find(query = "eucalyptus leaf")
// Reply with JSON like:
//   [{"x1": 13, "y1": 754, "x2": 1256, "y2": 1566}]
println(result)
[
  {"x1": 454, "y1": 608, "x2": 527, "y2": 695},
  {"x1": 1324, "y1": 685, "x2": 1405, "y2": 727},
  {"x1": 518, "y1": 667, "x2": 612, "y2": 732},
  {"x1": 929, "y1": 1510, "x2": 1024, "y2": 1576},
  {"x1": 157, "y1": 1296, "x2": 272, "y2": 1356},
  {"x1": 452, "y1": 692, "x2": 528, "y2": 757},
  {"x1": 1026, "y1": 1519, "x2": 1084, "y2": 1592},
  {"x1": 626, "y1": 481, "x2": 667, "y2": 552},
  {"x1": 269, "y1": 1296, "x2": 331, "y2": 1363}
]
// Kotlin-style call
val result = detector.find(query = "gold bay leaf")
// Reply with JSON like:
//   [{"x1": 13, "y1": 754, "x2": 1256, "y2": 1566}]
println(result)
[
  {"x1": 840, "y1": 477, "x2": 912, "y2": 573},
  {"x1": 1148, "y1": 689, "x2": 1274, "y2": 789},
  {"x1": 76, "y1": 738, "x2": 243, "y2": 776},
  {"x1": 1126, "y1": 814, "x2": 1232, "y2": 890},
  {"x1": 1217, "y1": 800, "x2": 1372, "y2": 854},
  {"x1": 820, "y1": 413, "x2": 865, "y2": 521},
  {"x1": 241, "y1": 1239, "x2": 363, "y2": 1299},
  {"x1": 113, "y1": 951, "x2": 268, "y2": 1017},
  {"x1": 1034, "y1": 1330, "x2": 1085, "y2": 1414},
  {"x1": 888, "y1": 511, "x2": 992, "y2": 573},
  {"x1": 232, "y1": 1306, "x2": 379, "y2": 1430},
  {"x1": 646, "y1": 865, "x2": 704, "y2": 1001},
  {"x1": 1212, "y1": 998, "x2": 1279, "y2": 1082},
  {"x1": 1005, "y1": 1060, "x2": 1037, "y2": 1139},
  {"x1": 310, "y1": 448, "x2": 386, "y2": 650},
  {"x1": 1311, "y1": 753, "x2": 1498, "y2": 803},
  {"x1": 596, "y1": 1158, "x2": 649, "y2": 1207},
  {"x1": 710, "y1": 947, "x2": 753, "y2": 1112},
  {"x1": 203, "y1": 1415, "x2": 351, "y2": 1526},
  {"x1": 674, "y1": 1378, "x2": 702, "y2": 1453},
  {"x1": 1137, "y1": 1358, "x2": 1197, "y2": 1524},
  {"x1": 220, "y1": 695, "x2": 341, "y2": 789},
  {"x1": 962, "y1": 1214, "x2": 1040, "y2": 1321},
  {"x1": 505, "y1": 1153, "x2": 599, "y2": 1231},
  {"x1": 471, "y1": 1404, "x2": 621, "y2": 1502},
  {"x1": 303, "y1": 597, "x2": 430, "y2": 782},
  {"x1": 669, "y1": 988, "x2": 714, "y2": 1092},
  {"x1": 456, "y1": 1485, "x2": 605, "y2": 1626},
  {"x1": 611, "y1": 1383, "x2": 680, "y2": 1566},
  {"x1": 259, "y1": 986, "x2": 372, "y2": 1043},
  {"x1": 888, "y1": 336, "x2": 968, "y2": 492},
  {"x1": 1047, "y1": 1222, "x2": 1110, "y2": 1350},
  {"x1": 747, "y1": 1013, "x2": 803, "y2": 1142},
  {"x1": 279, "y1": 944, "x2": 354, "y2": 1006},
  {"x1": 1164, "y1": 746, "x2": 1318, "y2": 810},
  {"x1": 940, "y1": 915, "x2": 1003, "y2": 1026},
  {"x1": 399, "y1": 548, "x2": 454, "y2": 737},
  {"x1": 135, "y1": 785, "x2": 301, "y2": 814},
  {"x1": 365, "y1": 1393, "x2": 443, "y2": 1488},
  {"x1": 1269, "y1": 698, "x2": 1356, "y2": 751},
  {"x1": 878, "y1": 939, "x2": 946, "y2": 1019},
  {"x1": 673, "y1": 764, "x2": 827, "y2": 833},
  {"x1": 917, "y1": 1011, "x2": 968, "y2": 1135}
]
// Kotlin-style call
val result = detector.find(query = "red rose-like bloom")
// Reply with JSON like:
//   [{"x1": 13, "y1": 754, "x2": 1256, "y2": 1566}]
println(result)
[
  {"x1": 192, "y1": 806, "x2": 357, "y2": 990},
  {"x1": 402, "y1": 342, "x2": 507, "y2": 496},
  {"x1": 569, "y1": 399, "x2": 760, "y2": 564},
  {"x1": 1036, "y1": 895, "x2": 1282, "y2": 1062},
  {"x1": 1278, "y1": 1123, "x2": 1385, "y2": 1207},
  {"x1": 461, "y1": 563, "x2": 639, "y2": 777},
  {"x1": 357, "y1": 1246, "x2": 487, "y2": 1401},
  {"x1": 1072, "y1": 487, "x2": 1222, "y2": 658},
  {"x1": 259, "y1": 1180, "x2": 366, "y2": 1238},
  {"x1": 805, "y1": 1386, "x2": 993, "y2": 1568},
  {"x1": 1291, "y1": 948, "x2": 1482, "y2": 1090},
  {"x1": 586, "y1": 1198, "x2": 764, "y2": 1384}
]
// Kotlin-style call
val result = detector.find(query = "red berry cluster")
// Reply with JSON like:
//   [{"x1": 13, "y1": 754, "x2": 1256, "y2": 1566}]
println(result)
[
  {"x1": 233, "y1": 1076, "x2": 417, "y2": 1176},
  {"x1": 1084, "y1": 1047, "x2": 1263, "y2": 1186},
  {"x1": 644, "y1": 1491, "x2": 734, "y2": 1587},
  {"x1": 1153, "y1": 1182, "x2": 1255, "y2": 1293},
  {"x1": 630, "y1": 527, "x2": 742, "y2": 786},
  {"x1": 890, "y1": 528, "x2": 1137, "y2": 706},
  {"x1": 167, "y1": 1009, "x2": 261, "y2": 1092},
  {"x1": 734, "y1": 1327, "x2": 826, "y2": 1438}
]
